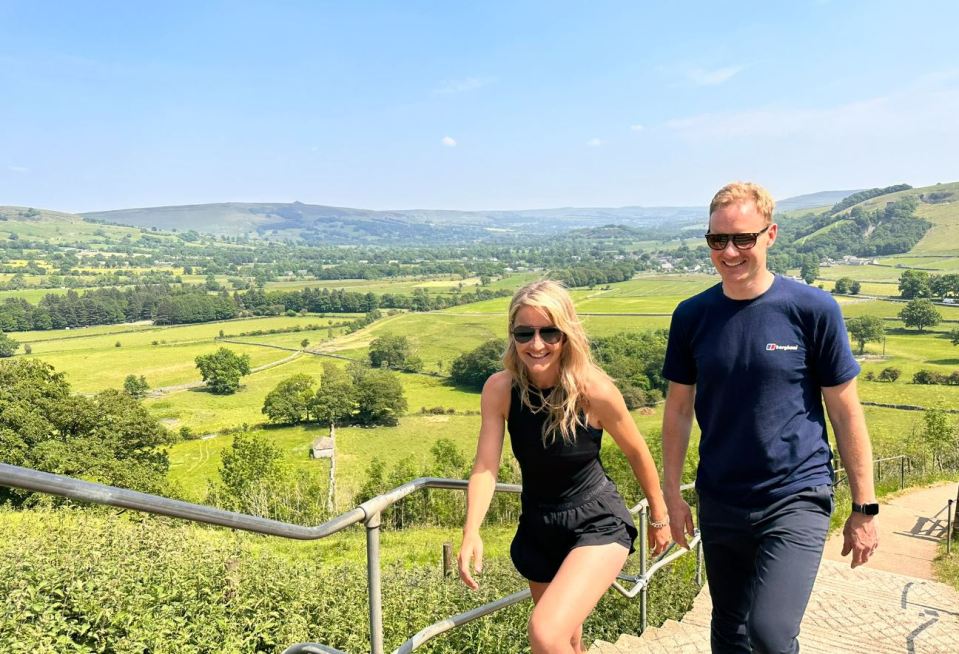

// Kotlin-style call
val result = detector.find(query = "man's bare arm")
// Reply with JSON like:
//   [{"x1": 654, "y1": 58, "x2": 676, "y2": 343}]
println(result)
[
  {"x1": 822, "y1": 377, "x2": 878, "y2": 568},
  {"x1": 662, "y1": 381, "x2": 696, "y2": 548}
]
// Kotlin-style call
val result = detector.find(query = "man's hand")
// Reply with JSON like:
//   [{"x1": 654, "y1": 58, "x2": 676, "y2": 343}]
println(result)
[
  {"x1": 841, "y1": 513, "x2": 878, "y2": 568},
  {"x1": 665, "y1": 496, "x2": 696, "y2": 549}
]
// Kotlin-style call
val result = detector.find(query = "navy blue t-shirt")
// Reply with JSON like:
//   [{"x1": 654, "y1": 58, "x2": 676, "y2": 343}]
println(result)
[{"x1": 662, "y1": 275, "x2": 860, "y2": 506}]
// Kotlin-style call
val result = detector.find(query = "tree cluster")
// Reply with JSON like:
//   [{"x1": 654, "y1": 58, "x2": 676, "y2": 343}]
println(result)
[
  {"x1": 592, "y1": 330, "x2": 669, "y2": 407},
  {"x1": 0, "y1": 359, "x2": 174, "y2": 506},
  {"x1": 832, "y1": 277, "x2": 861, "y2": 295},
  {"x1": 261, "y1": 361, "x2": 407, "y2": 428},
  {"x1": 898, "y1": 270, "x2": 959, "y2": 299},
  {"x1": 367, "y1": 333, "x2": 423, "y2": 372}
]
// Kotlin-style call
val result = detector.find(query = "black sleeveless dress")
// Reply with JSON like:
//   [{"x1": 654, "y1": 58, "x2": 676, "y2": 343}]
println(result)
[{"x1": 507, "y1": 385, "x2": 638, "y2": 583}]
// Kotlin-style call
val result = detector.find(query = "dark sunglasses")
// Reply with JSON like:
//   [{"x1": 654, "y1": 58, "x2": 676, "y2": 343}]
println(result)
[
  {"x1": 704, "y1": 225, "x2": 770, "y2": 251},
  {"x1": 511, "y1": 325, "x2": 564, "y2": 344}
]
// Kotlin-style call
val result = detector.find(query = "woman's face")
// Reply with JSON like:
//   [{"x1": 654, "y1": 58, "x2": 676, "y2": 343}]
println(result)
[{"x1": 512, "y1": 305, "x2": 564, "y2": 384}]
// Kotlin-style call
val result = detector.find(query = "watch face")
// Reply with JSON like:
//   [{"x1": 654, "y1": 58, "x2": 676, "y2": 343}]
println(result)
[{"x1": 854, "y1": 502, "x2": 879, "y2": 515}]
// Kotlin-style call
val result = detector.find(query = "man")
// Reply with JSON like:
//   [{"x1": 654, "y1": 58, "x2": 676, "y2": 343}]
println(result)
[{"x1": 661, "y1": 182, "x2": 879, "y2": 653}]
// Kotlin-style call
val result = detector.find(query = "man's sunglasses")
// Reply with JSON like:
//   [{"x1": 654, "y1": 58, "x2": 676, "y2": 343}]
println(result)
[
  {"x1": 704, "y1": 225, "x2": 770, "y2": 251},
  {"x1": 511, "y1": 326, "x2": 564, "y2": 344}
]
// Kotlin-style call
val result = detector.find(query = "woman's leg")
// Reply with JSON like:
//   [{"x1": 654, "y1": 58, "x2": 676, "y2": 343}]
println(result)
[
  {"x1": 527, "y1": 542, "x2": 628, "y2": 654},
  {"x1": 529, "y1": 582, "x2": 585, "y2": 653}
]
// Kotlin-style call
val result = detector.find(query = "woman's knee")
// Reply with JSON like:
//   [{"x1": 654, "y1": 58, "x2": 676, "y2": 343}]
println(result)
[{"x1": 528, "y1": 611, "x2": 575, "y2": 653}]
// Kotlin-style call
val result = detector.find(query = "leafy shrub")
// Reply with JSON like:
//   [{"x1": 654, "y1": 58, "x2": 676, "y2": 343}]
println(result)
[
  {"x1": 877, "y1": 367, "x2": 900, "y2": 382},
  {"x1": 913, "y1": 369, "x2": 947, "y2": 385},
  {"x1": 0, "y1": 508, "x2": 700, "y2": 653}
]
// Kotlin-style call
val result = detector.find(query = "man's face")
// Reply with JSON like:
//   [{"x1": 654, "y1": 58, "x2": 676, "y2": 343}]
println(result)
[{"x1": 707, "y1": 200, "x2": 777, "y2": 290}]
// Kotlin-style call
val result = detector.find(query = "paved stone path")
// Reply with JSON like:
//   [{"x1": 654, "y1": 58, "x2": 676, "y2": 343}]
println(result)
[
  {"x1": 823, "y1": 482, "x2": 957, "y2": 579},
  {"x1": 591, "y1": 482, "x2": 959, "y2": 653}
]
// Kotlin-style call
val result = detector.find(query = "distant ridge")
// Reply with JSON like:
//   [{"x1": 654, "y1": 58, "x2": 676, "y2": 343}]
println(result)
[
  {"x1": 81, "y1": 202, "x2": 705, "y2": 243},
  {"x1": 776, "y1": 190, "x2": 863, "y2": 213}
]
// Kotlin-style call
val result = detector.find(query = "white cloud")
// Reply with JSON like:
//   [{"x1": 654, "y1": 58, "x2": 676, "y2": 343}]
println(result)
[
  {"x1": 586, "y1": 138, "x2": 604, "y2": 147},
  {"x1": 433, "y1": 76, "x2": 495, "y2": 95},
  {"x1": 7, "y1": 165, "x2": 29, "y2": 174},
  {"x1": 629, "y1": 124, "x2": 644, "y2": 132},
  {"x1": 441, "y1": 136, "x2": 457, "y2": 147},
  {"x1": 685, "y1": 65, "x2": 743, "y2": 86}
]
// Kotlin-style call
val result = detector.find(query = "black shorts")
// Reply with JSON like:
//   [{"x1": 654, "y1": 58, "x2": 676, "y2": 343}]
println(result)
[{"x1": 510, "y1": 480, "x2": 638, "y2": 583}]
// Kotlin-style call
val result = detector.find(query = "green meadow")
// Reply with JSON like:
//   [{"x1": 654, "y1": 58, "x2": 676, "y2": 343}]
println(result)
[{"x1": 6, "y1": 264, "x2": 955, "y2": 513}]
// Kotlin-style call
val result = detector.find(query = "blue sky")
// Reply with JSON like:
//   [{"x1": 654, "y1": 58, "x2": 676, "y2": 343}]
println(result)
[{"x1": 1, "y1": 1, "x2": 958, "y2": 212}]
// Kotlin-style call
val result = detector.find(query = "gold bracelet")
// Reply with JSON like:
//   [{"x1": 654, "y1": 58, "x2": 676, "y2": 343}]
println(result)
[{"x1": 649, "y1": 517, "x2": 669, "y2": 528}]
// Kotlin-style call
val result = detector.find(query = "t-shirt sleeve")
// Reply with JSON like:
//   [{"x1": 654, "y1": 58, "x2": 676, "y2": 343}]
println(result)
[
  {"x1": 813, "y1": 298, "x2": 861, "y2": 387},
  {"x1": 662, "y1": 305, "x2": 697, "y2": 385}
]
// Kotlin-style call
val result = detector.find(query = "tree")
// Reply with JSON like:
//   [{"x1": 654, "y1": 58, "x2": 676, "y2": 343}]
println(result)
[
  {"x1": 123, "y1": 374, "x2": 150, "y2": 399},
  {"x1": 218, "y1": 432, "x2": 284, "y2": 500},
  {"x1": 195, "y1": 347, "x2": 252, "y2": 394},
  {"x1": 917, "y1": 409, "x2": 959, "y2": 471},
  {"x1": 845, "y1": 315, "x2": 884, "y2": 354},
  {"x1": 351, "y1": 365, "x2": 407, "y2": 426},
  {"x1": 800, "y1": 255, "x2": 820, "y2": 284},
  {"x1": 368, "y1": 333, "x2": 414, "y2": 370},
  {"x1": 898, "y1": 270, "x2": 931, "y2": 299},
  {"x1": 898, "y1": 299, "x2": 941, "y2": 333},
  {"x1": 311, "y1": 362, "x2": 356, "y2": 428},
  {"x1": 450, "y1": 339, "x2": 506, "y2": 390},
  {"x1": 0, "y1": 331, "x2": 18, "y2": 357},
  {"x1": 262, "y1": 373, "x2": 316, "y2": 424},
  {"x1": 0, "y1": 360, "x2": 173, "y2": 505},
  {"x1": 833, "y1": 277, "x2": 852, "y2": 294},
  {"x1": 850, "y1": 280, "x2": 861, "y2": 295}
]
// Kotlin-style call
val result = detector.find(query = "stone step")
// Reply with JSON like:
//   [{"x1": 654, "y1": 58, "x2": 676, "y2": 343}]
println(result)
[{"x1": 595, "y1": 562, "x2": 959, "y2": 653}]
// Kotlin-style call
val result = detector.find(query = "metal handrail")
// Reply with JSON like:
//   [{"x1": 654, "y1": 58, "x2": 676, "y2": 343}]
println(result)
[
  {"x1": 834, "y1": 454, "x2": 909, "y2": 489},
  {"x1": 0, "y1": 463, "x2": 700, "y2": 654}
]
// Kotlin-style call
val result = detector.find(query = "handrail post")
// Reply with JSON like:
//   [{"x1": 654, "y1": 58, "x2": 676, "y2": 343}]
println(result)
[
  {"x1": 695, "y1": 504, "x2": 703, "y2": 587},
  {"x1": 639, "y1": 506, "x2": 648, "y2": 633},
  {"x1": 366, "y1": 511, "x2": 384, "y2": 654},
  {"x1": 948, "y1": 500, "x2": 954, "y2": 556},
  {"x1": 900, "y1": 457, "x2": 905, "y2": 490}
]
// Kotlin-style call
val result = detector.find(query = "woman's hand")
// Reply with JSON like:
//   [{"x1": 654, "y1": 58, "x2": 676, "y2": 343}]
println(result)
[
  {"x1": 648, "y1": 522, "x2": 671, "y2": 557},
  {"x1": 458, "y1": 532, "x2": 484, "y2": 590}
]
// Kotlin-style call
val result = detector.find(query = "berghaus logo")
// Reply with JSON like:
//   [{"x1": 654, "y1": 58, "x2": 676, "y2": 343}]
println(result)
[{"x1": 766, "y1": 343, "x2": 799, "y2": 351}]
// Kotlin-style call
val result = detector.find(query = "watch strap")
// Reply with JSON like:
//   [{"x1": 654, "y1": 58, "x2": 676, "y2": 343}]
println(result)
[{"x1": 851, "y1": 502, "x2": 879, "y2": 516}]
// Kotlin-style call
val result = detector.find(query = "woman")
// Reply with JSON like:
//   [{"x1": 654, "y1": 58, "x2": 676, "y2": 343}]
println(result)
[{"x1": 458, "y1": 280, "x2": 671, "y2": 654}]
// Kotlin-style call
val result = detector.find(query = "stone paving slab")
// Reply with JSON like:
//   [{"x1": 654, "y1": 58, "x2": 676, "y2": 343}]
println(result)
[{"x1": 592, "y1": 482, "x2": 959, "y2": 653}]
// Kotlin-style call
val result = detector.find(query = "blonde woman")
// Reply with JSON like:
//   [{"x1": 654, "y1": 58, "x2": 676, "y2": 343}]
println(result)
[{"x1": 458, "y1": 280, "x2": 670, "y2": 654}]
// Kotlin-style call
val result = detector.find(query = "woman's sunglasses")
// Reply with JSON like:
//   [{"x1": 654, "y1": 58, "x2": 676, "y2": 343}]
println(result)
[
  {"x1": 704, "y1": 225, "x2": 770, "y2": 251},
  {"x1": 511, "y1": 326, "x2": 564, "y2": 344}
]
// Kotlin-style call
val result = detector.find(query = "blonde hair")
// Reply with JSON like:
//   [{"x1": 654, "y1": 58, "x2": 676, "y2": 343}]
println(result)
[
  {"x1": 709, "y1": 181, "x2": 775, "y2": 225},
  {"x1": 503, "y1": 280, "x2": 608, "y2": 445}
]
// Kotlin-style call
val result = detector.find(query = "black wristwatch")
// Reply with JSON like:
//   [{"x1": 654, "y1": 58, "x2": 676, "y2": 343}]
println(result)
[{"x1": 851, "y1": 502, "x2": 879, "y2": 516}]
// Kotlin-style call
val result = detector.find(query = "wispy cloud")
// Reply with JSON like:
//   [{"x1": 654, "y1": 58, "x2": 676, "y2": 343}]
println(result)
[
  {"x1": 586, "y1": 138, "x2": 604, "y2": 147},
  {"x1": 685, "y1": 65, "x2": 743, "y2": 86},
  {"x1": 441, "y1": 136, "x2": 457, "y2": 147},
  {"x1": 7, "y1": 165, "x2": 29, "y2": 174},
  {"x1": 433, "y1": 76, "x2": 495, "y2": 95},
  {"x1": 629, "y1": 124, "x2": 644, "y2": 132},
  {"x1": 662, "y1": 72, "x2": 959, "y2": 145}
]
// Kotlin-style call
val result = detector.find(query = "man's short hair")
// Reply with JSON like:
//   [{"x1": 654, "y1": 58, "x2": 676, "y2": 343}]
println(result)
[{"x1": 709, "y1": 182, "x2": 775, "y2": 225}]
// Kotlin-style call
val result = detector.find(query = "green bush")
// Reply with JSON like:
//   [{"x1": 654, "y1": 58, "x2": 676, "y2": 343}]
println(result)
[{"x1": 0, "y1": 508, "x2": 701, "y2": 653}]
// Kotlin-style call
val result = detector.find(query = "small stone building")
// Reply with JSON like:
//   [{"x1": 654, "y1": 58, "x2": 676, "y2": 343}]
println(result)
[{"x1": 310, "y1": 436, "x2": 334, "y2": 459}]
